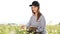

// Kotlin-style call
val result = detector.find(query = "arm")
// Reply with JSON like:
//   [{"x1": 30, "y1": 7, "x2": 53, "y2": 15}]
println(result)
[
  {"x1": 36, "y1": 16, "x2": 46, "y2": 32},
  {"x1": 26, "y1": 16, "x2": 32, "y2": 29}
]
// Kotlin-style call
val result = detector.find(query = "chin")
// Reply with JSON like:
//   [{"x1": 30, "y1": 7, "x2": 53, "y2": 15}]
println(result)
[{"x1": 33, "y1": 11, "x2": 35, "y2": 12}]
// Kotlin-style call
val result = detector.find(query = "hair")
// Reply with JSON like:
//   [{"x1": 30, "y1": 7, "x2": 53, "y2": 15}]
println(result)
[{"x1": 32, "y1": 6, "x2": 41, "y2": 21}]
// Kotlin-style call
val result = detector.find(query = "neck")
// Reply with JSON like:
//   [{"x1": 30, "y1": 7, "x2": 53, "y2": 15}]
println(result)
[{"x1": 35, "y1": 13, "x2": 38, "y2": 16}]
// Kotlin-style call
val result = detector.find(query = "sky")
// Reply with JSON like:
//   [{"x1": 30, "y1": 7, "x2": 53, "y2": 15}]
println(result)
[{"x1": 0, "y1": 0, "x2": 60, "y2": 25}]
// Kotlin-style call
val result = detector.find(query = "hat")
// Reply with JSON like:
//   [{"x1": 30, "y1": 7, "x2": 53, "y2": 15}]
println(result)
[{"x1": 29, "y1": 1, "x2": 40, "y2": 7}]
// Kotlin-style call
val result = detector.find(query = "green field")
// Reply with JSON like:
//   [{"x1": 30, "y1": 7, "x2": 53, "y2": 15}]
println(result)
[
  {"x1": 0, "y1": 24, "x2": 60, "y2": 34},
  {"x1": 46, "y1": 25, "x2": 60, "y2": 34}
]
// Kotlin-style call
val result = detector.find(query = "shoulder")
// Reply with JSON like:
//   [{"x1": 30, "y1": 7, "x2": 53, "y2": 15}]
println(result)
[
  {"x1": 40, "y1": 14, "x2": 46, "y2": 21},
  {"x1": 41, "y1": 15, "x2": 46, "y2": 23},
  {"x1": 29, "y1": 15, "x2": 34, "y2": 20},
  {"x1": 40, "y1": 14, "x2": 45, "y2": 19},
  {"x1": 30, "y1": 14, "x2": 35, "y2": 18}
]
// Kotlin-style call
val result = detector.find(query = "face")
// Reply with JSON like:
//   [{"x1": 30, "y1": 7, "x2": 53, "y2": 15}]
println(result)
[{"x1": 31, "y1": 6, "x2": 39, "y2": 13}]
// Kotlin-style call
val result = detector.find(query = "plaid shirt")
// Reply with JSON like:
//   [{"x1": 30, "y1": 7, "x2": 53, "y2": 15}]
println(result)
[{"x1": 26, "y1": 14, "x2": 47, "y2": 34}]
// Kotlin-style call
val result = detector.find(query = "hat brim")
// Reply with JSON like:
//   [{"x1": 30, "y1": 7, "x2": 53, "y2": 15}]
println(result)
[
  {"x1": 29, "y1": 5, "x2": 32, "y2": 7},
  {"x1": 29, "y1": 5, "x2": 39, "y2": 7}
]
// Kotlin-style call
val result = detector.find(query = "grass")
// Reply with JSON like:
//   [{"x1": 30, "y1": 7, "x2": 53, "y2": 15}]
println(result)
[{"x1": 0, "y1": 24, "x2": 60, "y2": 34}]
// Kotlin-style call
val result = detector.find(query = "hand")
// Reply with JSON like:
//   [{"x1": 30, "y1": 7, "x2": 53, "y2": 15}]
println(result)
[
  {"x1": 29, "y1": 27, "x2": 37, "y2": 31},
  {"x1": 21, "y1": 25, "x2": 25, "y2": 29}
]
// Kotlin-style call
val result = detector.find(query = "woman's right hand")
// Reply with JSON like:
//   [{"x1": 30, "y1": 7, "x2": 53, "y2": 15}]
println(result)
[{"x1": 21, "y1": 25, "x2": 25, "y2": 29}]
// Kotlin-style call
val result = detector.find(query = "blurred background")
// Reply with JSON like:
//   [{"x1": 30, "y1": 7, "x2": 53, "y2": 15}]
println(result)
[{"x1": 0, "y1": 0, "x2": 60, "y2": 34}]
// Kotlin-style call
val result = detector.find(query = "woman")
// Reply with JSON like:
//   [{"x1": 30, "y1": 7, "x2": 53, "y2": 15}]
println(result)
[{"x1": 26, "y1": 1, "x2": 46, "y2": 34}]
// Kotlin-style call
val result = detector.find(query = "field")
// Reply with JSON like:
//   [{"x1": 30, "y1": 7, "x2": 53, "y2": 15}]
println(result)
[{"x1": 0, "y1": 24, "x2": 60, "y2": 34}]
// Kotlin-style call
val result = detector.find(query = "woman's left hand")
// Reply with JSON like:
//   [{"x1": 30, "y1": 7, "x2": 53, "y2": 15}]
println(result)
[{"x1": 30, "y1": 27, "x2": 37, "y2": 31}]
